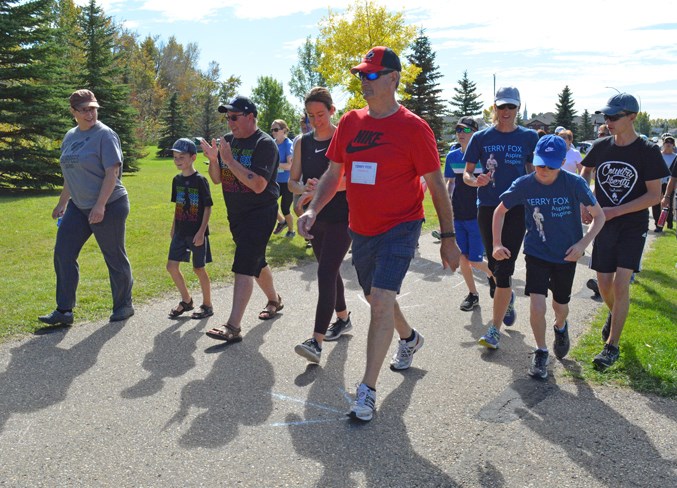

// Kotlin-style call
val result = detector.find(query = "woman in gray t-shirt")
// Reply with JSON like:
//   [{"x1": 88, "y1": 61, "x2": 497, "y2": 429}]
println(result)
[{"x1": 38, "y1": 89, "x2": 134, "y2": 326}]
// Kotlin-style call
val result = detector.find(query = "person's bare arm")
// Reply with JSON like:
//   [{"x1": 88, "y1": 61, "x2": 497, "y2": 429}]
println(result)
[
  {"x1": 424, "y1": 169, "x2": 461, "y2": 271},
  {"x1": 89, "y1": 164, "x2": 120, "y2": 224},
  {"x1": 603, "y1": 179, "x2": 662, "y2": 221},
  {"x1": 297, "y1": 162, "x2": 343, "y2": 239},
  {"x1": 564, "y1": 202, "x2": 605, "y2": 262}
]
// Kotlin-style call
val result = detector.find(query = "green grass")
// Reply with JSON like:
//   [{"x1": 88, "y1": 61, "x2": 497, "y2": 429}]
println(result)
[
  {"x1": 0, "y1": 148, "x2": 314, "y2": 339},
  {"x1": 570, "y1": 230, "x2": 677, "y2": 397}
]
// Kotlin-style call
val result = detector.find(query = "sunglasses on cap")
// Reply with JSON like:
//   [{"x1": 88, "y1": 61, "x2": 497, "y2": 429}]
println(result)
[
  {"x1": 603, "y1": 112, "x2": 628, "y2": 122},
  {"x1": 355, "y1": 70, "x2": 394, "y2": 81},
  {"x1": 455, "y1": 126, "x2": 473, "y2": 133},
  {"x1": 496, "y1": 104, "x2": 517, "y2": 110}
]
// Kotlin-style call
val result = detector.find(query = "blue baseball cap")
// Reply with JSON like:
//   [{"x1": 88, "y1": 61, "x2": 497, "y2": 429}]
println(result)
[
  {"x1": 171, "y1": 138, "x2": 197, "y2": 155},
  {"x1": 533, "y1": 135, "x2": 567, "y2": 169},
  {"x1": 595, "y1": 93, "x2": 640, "y2": 115},
  {"x1": 494, "y1": 86, "x2": 521, "y2": 106}
]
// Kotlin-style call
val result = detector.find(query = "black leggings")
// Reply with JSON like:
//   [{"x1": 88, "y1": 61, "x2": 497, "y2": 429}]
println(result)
[
  {"x1": 278, "y1": 182, "x2": 293, "y2": 217},
  {"x1": 309, "y1": 219, "x2": 352, "y2": 335},
  {"x1": 477, "y1": 205, "x2": 526, "y2": 288},
  {"x1": 651, "y1": 182, "x2": 673, "y2": 228}
]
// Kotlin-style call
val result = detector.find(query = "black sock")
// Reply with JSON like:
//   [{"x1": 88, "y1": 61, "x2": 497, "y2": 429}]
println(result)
[{"x1": 403, "y1": 331, "x2": 415, "y2": 342}]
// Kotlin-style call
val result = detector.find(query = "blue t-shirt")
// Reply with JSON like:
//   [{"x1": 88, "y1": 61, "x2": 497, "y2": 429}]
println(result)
[
  {"x1": 276, "y1": 138, "x2": 293, "y2": 183},
  {"x1": 500, "y1": 170, "x2": 596, "y2": 264},
  {"x1": 464, "y1": 126, "x2": 538, "y2": 207},
  {"x1": 445, "y1": 148, "x2": 482, "y2": 221}
]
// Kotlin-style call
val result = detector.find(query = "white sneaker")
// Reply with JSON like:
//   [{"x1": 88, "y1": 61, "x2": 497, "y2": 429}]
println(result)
[
  {"x1": 348, "y1": 383, "x2": 376, "y2": 421},
  {"x1": 389, "y1": 329, "x2": 424, "y2": 370}
]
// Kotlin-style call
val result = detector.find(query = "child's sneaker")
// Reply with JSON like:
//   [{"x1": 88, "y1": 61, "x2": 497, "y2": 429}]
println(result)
[
  {"x1": 502, "y1": 291, "x2": 517, "y2": 326},
  {"x1": 478, "y1": 325, "x2": 500, "y2": 349},
  {"x1": 553, "y1": 321, "x2": 570, "y2": 359},
  {"x1": 389, "y1": 329, "x2": 424, "y2": 370},
  {"x1": 348, "y1": 383, "x2": 376, "y2": 422},
  {"x1": 460, "y1": 292, "x2": 480, "y2": 311},
  {"x1": 528, "y1": 349, "x2": 549, "y2": 379}
]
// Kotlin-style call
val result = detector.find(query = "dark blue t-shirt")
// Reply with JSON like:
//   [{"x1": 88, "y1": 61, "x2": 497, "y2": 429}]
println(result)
[
  {"x1": 444, "y1": 148, "x2": 481, "y2": 221},
  {"x1": 500, "y1": 170, "x2": 596, "y2": 264},
  {"x1": 464, "y1": 126, "x2": 538, "y2": 207}
]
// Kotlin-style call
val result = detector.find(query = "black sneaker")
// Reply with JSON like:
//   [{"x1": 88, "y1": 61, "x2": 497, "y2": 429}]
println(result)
[
  {"x1": 593, "y1": 343, "x2": 620, "y2": 370},
  {"x1": 294, "y1": 338, "x2": 322, "y2": 363},
  {"x1": 528, "y1": 349, "x2": 549, "y2": 379},
  {"x1": 38, "y1": 310, "x2": 74, "y2": 326},
  {"x1": 553, "y1": 321, "x2": 570, "y2": 359},
  {"x1": 460, "y1": 292, "x2": 479, "y2": 311},
  {"x1": 586, "y1": 278, "x2": 600, "y2": 297},
  {"x1": 324, "y1": 313, "x2": 352, "y2": 341},
  {"x1": 601, "y1": 312, "x2": 612, "y2": 342},
  {"x1": 488, "y1": 276, "x2": 496, "y2": 299}
]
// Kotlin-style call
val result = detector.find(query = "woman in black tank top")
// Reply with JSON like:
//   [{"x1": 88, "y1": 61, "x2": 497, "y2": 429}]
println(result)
[{"x1": 289, "y1": 87, "x2": 353, "y2": 364}]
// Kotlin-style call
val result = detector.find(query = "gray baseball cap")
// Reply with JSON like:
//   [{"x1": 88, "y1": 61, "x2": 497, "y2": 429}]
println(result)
[
  {"x1": 494, "y1": 86, "x2": 521, "y2": 106},
  {"x1": 595, "y1": 93, "x2": 640, "y2": 115}
]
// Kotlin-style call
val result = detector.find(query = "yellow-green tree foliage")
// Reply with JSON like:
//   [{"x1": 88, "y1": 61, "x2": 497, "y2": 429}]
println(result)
[{"x1": 316, "y1": 1, "x2": 419, "y2": 110}]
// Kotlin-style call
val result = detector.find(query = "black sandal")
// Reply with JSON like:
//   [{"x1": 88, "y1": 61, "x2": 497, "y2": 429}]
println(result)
[
  {"x1": 191, "y1": 304, "x2": 214, "y2": 319},
  {"x1": 258, "y1": 294, "x2": 283, "y2": 320},
  {"x1": 168, "y1": 299, "x2": 194, "y2": 318}
]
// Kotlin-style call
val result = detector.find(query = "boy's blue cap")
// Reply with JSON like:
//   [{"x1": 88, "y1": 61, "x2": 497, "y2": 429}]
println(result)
[
  {"x1": 534, "y1": 135, "x2": 567, "y2": 169},
  {"x1": 595, "y1": 93, "x2": 639, "y2": 115},
  {"x1": 171, "y1": 138, "x2": 196, "y2": 155}
]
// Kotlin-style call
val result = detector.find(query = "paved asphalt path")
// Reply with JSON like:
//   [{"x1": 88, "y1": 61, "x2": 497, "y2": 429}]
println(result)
[{"x1": 1, "y1": 233, "x2": 675, "y2": 487}]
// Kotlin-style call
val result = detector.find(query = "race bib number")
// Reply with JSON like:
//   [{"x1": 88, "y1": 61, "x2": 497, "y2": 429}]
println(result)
[{"x1": 351, "y1": 161, "x2": 377, "y2": 185}]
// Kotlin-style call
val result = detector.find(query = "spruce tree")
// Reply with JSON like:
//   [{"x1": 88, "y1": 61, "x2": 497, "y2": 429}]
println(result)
[
  {"x1": 554, "y1": 85, "x2": 577, "y2": 138},
  {"x1": 449, "y1": 71, "x2": 483, "y2": 118},
  {"x1": 157, "y1": 92, "x2": 188, "y2": 157},
  {"x1": 579, "y1": 110, "x2": 594, "y2": 141},
  {"x1": 401, "y1": 31, "x2": 448, "y2": 151},
  {"x1": 77, "y1": 0, "x2": 140, "y2": 171},
  {"x1": 0, "y1": 0, "x2": 70, "y2": 188}
]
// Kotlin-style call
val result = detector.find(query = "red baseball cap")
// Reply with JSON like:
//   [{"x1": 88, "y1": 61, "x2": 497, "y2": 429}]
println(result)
[{"x1": 350, "y1": 46, "x2": 402, "y2": 74}]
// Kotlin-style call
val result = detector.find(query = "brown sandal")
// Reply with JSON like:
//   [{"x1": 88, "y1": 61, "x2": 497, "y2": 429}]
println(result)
[
  {"x1": 258, "y1": 294, "x2": 283, "y2": 320},
  {"x1": 205, "y1": 323, "x2": 242, "y2": 342},
  {"x1": 169, "y1": 299, "x2": 194, "y2": 318}
]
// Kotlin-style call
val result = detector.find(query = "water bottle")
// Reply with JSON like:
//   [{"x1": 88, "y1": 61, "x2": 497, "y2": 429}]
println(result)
[
  {"x1": 656, "y1": 207, "x2": 669, "y2": 228},
  {"x1": 57, "y1": 216, "x2": 62, "y2": 227}
]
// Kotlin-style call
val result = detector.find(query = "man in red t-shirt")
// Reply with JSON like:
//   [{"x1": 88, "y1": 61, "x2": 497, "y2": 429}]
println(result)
[{"x1": 298, "y1": 46, "x2": 461, "y2": 422}]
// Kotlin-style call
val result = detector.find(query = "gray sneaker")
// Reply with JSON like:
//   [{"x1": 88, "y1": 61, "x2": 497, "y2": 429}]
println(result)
[
  {"x1": 460, "y1": 292, "x2": 479, "y2": 311},
  {"x1": 389, "y1": 329, "x2": 424, "y2": 370},
  {"x1": 528, "y1": 349, "x2": 549, "y2": 379},
  {"x1": 323, "y1": 313, "x2": 352, "y2": 341},
  {"x1": 38, "y1": 310, "x2": 73, "y2": 326},
  {"x1": 294, "y1": 338, "x2": 322, "y2": 363},
  {"x1": 553, "y1": 321, "x2": 570, "y2": 359},
  {"x1": 348, "y1": 383, "x2": 376, "y2": 422}
]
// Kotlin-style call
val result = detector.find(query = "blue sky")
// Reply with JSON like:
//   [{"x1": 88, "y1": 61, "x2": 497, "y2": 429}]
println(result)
[{"x1": 81, "y1": 0, "x2": 677, "y2": 119}]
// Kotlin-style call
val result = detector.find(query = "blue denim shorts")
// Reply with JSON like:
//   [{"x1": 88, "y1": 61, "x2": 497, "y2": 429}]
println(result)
[{"x1": 349, "y1": 219, "x2": 422, "y2": 296}]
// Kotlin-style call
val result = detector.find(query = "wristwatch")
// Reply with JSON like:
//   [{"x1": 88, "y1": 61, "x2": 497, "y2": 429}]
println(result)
[{"x1": 438, "y1": 231, "x2": 456, "y2": 238}]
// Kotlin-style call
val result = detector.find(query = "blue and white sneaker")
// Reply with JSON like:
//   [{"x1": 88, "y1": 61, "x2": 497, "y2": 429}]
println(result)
[
  {"x1": 502, "y1": 291, "x2": 516, "y2": 327},
  {"x1": 478, "y1": 325, "x2": 500, "y2": 349}
]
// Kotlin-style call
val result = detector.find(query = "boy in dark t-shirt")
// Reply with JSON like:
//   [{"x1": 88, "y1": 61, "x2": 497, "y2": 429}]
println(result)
[
  {"x1": 166, "y1": 138, "x2": 214, "y2": 320},
  {"x1": 581, "y1": 93, "x2": 669, "y2": 370},
  {"x1": 494, "y1": 135, "x2": 605, "y2": 379}
]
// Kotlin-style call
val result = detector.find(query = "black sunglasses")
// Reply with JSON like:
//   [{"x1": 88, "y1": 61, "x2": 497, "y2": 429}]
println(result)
[
  {"x1": 496, "y1": 104, "x2": 517, "y2": 110},
  {"x1": 455, "y1": 126, "x2": 473, "y2": 134},
  {"x1": 355, "y1": 70, "x2": 394, "y2": 81},
  {"x1": 603, "y1": 112, "x2": 628, "y2": 122},
  {"x1": 271, "y1": 128, "x2": 281, "y2": 133},
  {"x1": 226, "y1": 113, "x2": 246, "y2": 121}
]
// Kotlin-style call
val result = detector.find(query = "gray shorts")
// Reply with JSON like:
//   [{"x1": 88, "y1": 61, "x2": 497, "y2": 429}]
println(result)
[{"x1": 168, "y1": 234, "x2": 212, "y2": 268}]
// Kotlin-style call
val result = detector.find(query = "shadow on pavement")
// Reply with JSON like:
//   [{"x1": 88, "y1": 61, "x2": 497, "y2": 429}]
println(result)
[
  {"x1": 0, "y1": 322, "x2": 123, "y2": 432},
  {"x1": 165, "y1": 321, "x2": 275, "y2": 449},
  {"x1": 285, "y1": 337, "x2": 459, "y2": 487}
]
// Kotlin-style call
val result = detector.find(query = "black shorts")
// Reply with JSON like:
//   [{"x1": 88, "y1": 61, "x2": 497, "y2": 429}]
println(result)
[
  {"x1": 168, "y1": 234, "x2": 212, "y2": 268},
  {"x1": 478, "y1": 204, "x2": 526, "y2": 288},
  {"x1": 524, "y1": 255, "x2": 576, "y2": 304},
  {"x1": 591, "y1": 218, "x2": 648, "y2": 273},
  {"x1": 229, "y1": 204, "x2": 277, "y2": 277}
]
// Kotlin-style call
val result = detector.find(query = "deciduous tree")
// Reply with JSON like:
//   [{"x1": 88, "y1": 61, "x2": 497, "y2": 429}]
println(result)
[
  {"x1": 250, "y1": 76, "x2": 297, "y2": 136},
  {"x1": 289, "y1": 36, "x2": 326, "y2": 104}
]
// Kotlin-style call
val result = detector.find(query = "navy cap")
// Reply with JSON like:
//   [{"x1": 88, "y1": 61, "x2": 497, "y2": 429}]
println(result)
[
  {"x1": 171, "y1": 138, "x2": 197, "y2": 155},
  {"x1": 218, "y1": 95, "x2": 258, "y2": 117},
  {"x1": 533, "y1": 135, "x2": 567, "y2": 169},
  {"x1": 595, "y1": 93, "x2": 640, "y2": 115},
  {"x1": 494, "y1": 86, "x2": 521, "y2": 106}
]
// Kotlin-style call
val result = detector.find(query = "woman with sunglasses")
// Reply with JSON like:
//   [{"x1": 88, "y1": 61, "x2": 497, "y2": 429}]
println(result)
[
  {"x1": 289, "y1": 87, "x2": 352, "y2": 364},
  {"x1": 271, "y1": 119, "x2": 295, "y2": 238},
  {"x1": 39, "y1": 89, "x2": 134, "y2": 326},
  {"x1": 463, "y1": 86, "x2": 538, "y2": 350}
]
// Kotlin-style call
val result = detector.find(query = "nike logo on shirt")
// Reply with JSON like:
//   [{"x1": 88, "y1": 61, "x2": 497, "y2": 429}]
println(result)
[
  {"x1": 315, "y1": 147, "x2": 327, "y2": 153},
  {"x1": 346, "y1": 130, "x2": 386, "y2": 153}
]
